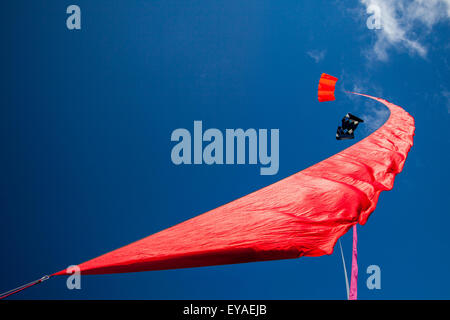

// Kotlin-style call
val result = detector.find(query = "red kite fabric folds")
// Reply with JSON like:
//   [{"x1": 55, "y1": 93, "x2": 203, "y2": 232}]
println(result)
[
  {"x1": 54, "y1": 93, "x2": 414, "y2": 276},
  {"x1": 318, "y1": 73, "x2": 338, "y2": 102}
]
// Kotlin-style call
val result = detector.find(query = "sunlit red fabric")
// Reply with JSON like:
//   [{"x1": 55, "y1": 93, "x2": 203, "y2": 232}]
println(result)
[
  {"x1": 318, "y1": 73, "x2": 338, "y2": 102},
  {"x1": 53, "y1": 94, "x2": 414, "y2": 276}
]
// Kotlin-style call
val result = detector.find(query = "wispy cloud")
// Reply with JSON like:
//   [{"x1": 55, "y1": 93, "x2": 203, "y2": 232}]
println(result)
[
  {"x1": 336, "y1": 71, "x2": 389, "y2": 132},
  {"x1": 360, "y1": 0, "x2": 450, "y2": 61},
  {"x1": 338, "y1": 70, "x2": 383, "y2": 98},
  {"x1": 306, "y1": 49, "x2": 326, "y2": 63},
  {"x1": 362, "y1": 104, "x2": 390, "y2": 132}
]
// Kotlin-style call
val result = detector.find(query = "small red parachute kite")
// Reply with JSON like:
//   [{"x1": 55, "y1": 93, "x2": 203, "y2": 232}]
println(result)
[
  {"x1": 318, "y1": 73, "x2": 338, "y2": 102},
  {"x1": 0, "y1": 74, "x2": 415, "y2": 300}
]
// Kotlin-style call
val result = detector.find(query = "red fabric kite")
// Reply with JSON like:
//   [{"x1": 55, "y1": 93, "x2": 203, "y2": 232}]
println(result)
[
  {"x1": 0, "y1": 75, "x2": 415, "y2": 299},
  {"x1": 52, "y1": 94, "x2": 414, "y2": 276},
  {"x1": 318, "y1": 73, "x2": 338, "y2": 102}
]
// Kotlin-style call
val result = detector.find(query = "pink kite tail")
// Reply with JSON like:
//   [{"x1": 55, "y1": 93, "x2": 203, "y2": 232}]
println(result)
[{"x1": 349, "y1": 225, "x2": 358, "y2": 300}]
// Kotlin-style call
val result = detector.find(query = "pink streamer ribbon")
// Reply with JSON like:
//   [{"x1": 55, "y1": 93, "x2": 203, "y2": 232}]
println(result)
[{"x1": 349, "y1": 225, "x2": 358, "y2": 300}]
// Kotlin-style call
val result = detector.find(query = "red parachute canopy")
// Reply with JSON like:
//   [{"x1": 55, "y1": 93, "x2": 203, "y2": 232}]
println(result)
[
  {"x1": 318, "y1": 73, "x2": 338, "y2": 102},
  {"x1": 52, "y1": 94, "x2": 414, "y2": 276}
]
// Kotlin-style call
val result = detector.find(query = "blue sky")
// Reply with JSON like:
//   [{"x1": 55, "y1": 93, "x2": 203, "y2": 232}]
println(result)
[{"x1": 1, "y1": 1, "x2": 449, "y2": 299}]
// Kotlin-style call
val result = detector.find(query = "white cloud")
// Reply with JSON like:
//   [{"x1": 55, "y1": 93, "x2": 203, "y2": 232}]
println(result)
[
  {"x1": 362, "y1": 104, "x2": 390, "y2": 132},
  {"x1": 306, "y1": 49, "x2": 326, "y2": 63},
  {"x1": 360, "y1": 0, "x2": 450, "y2": 60}
]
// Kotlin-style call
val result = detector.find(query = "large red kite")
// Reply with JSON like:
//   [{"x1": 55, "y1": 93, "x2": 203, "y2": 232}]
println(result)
[{"x1": 0, "y1": 76, "x2": 415, "y2": 299}]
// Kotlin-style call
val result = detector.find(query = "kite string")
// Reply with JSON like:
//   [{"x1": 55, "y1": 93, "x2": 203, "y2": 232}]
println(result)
[
  {"x1": 338, "y1": 239, "x2": 350, "y2": 300},
  {"x1": 0, "y1": 275, "x2": 50, "y2": 300}
]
